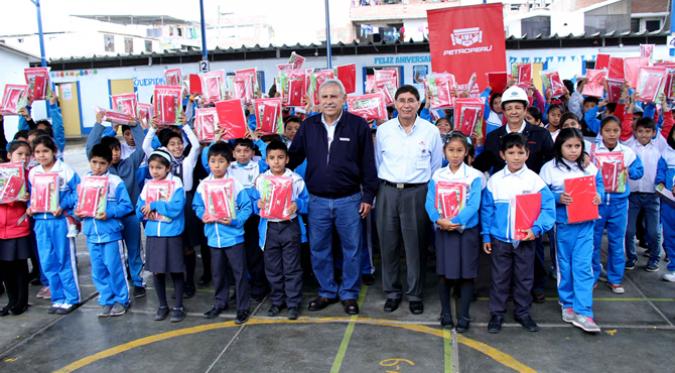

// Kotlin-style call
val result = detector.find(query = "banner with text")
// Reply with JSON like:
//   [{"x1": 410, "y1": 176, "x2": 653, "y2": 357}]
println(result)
[{"x1": 427, "y1": 3, "x2": 506, "y2": 89}]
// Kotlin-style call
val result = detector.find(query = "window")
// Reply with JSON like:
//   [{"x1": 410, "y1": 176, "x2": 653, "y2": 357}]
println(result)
[
  {"x1": 124, "y1": 37, "x2": 133, "y2": 54},
  {"x1": 145, "y1": 40, "x2": 152, "y2": 53},
  {"x1": 104, "y1": 34, "x2": 115, "y2": 52},
  {"x1": 630, "y1": 18, "x2": 640, "y2": 32},
  {"x1": 645, "y1": 20, "x2": 661, "y2": 32}
]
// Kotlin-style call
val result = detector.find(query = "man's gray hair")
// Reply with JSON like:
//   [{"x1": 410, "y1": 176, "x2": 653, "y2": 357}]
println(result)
[{"x1": 318, "y1": 79, "x2": 346, "y2": 95}]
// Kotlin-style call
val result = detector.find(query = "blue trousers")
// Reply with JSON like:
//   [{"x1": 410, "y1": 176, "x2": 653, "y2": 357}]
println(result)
[
  {"x1": 121, "y1": 213, "x2": 144, "y2": 287},
  {"x1": 625, "y1": 193, "x2": 660, "y2": 264},
  {"x1": 662, "y1": 202, "x2": 675, "y2": 272},
  {"x1": 89, "y1": 240, "x2": 130, "y2": 306},
  {"x1": 34, "y1": 219, "x2": 81, "y2": 305},
  {"x1": 593, "y1": 197, "x2": 628, "y2": 285},
  {"x1": 556, "y1": 222, "x2": 595, "y2": 317},
  {"x1": 308, "y1": 193, "x2": 362, "y2": 300}
]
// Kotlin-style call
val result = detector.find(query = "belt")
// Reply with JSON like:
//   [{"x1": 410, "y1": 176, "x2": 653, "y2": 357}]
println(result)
[
  {"x1": 268, "y1": 218, "x2": 298, "y2": 225},
  {"x1": 381, "y1": 180, "x2": 426, "y2": 189}
]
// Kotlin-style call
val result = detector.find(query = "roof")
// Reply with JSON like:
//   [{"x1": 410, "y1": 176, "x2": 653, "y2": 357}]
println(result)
[
  {"x1": 41, "y1": 30, "x2": 668, "y2": 71},
  {"x1": 0, "y1": 42, "x2": 40, "y2": 61},
  {"x1": 72, "y1": 15, "x2": 194, "y2": 26}
]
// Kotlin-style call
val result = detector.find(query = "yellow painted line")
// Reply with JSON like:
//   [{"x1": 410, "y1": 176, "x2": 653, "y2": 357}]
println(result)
[
  {"x1": 329, "y1": 286, "x2": 369, "y2": 373},
  {"x1": 55, "y1": 315, "x2": 535, "y2": 373},
  {"x1": 443, "y1": 329, "x2": 453, "y2": 373}
]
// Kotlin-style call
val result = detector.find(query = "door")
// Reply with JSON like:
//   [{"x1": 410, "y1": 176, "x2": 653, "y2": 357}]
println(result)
[{"x1": 57, "y1": 82, "x2": 82, "y2": 137}]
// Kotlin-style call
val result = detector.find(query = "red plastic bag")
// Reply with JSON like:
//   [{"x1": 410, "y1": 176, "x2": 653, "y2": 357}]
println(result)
[
  {"x1": 145, "y1": 180, "x2": 174, "y2": 222},
  {"x1": 517, "y1": 63, "x2": 532, "y2": 85},
  {"x1": 288, "y1": 52, "x2": 305, "y2": 70},
  {"x1": 487, "y1": 72, "x2": 507, "y2": 94},
  {"x1": 623, "y1": 57, "x2": 649, "y2": 88},
  {"x1": 664, "y1": 69, "x2": 675, "y2": 100},
  {"x1": 153, "y1": 85, "x2": 182, "y2": 125},
  {"x1": 164, "y1": 68, "x2": 182, "y2": 87},
  {"x1": 593, "y1": 152, "x2": 626, "y2": 193},
  {"x1": 425, "y1": 73, "x2": 456, "y2": 109},
  {"x1": 346, "y1": 92, "x2": 388, "y2": 122},
  {"x1": 76, "y1": 176, "x2": 108, "y2": 218},
  {"x1": 0, "y1": 163, "x2": 27, "y2": 204},
  {"x1": 453, "y1": 98, "x2": 484, "y2": 137},
  {"x1": 30, "y1": 172, "x2": 59, "y2": 213},
  {"x1": 215, "y1": 99, "x2": 247, "y2": 140},
  {"x1": 0, "y1": 84, "x2": 28, "y2": 115},
  {"x1": 607, "y1": 57, "x2": 624, "y2": 80},
  {"x1": 194, "y1": 107, "x2": 219, "y2": 142},
  {"x1": 254, "y1": 98, "x2": 283, "y2": 135},
  {"x1": 564, "y1": 175, "x2": 599, "y2": 223},
  {"x1": 542, "y1": 71, "x2": 565, "y2": 97},
  {"x1": 258, "y1": 175, "x2": 293, "y2": 220},
  {"x1": 513, "y1": 193, "x2": 541, "y2": 240},
  {"x1": 203, "y1": 178, "x2": 236, "y2": 220},
  {"x1": 234, "y1": 68, "x2": 258, "y2": 104},
  {"x1": 337, "y1": 64, "x2": 356, "y2": 94},
  {"x1": 200, "y1": 70, "x2": 225, "y2": 103},
  {"x1": 111, "y1": 93, "x2": 137, "y2": 121},
  {"x1": 434, "y1": 181, "x2": 467, "y2": 220},
  {"x1": 636, "y1": 67, "x2": 666, "y2": 103},
  {"x1": 24, "y1": 67, "x2": 50, "y2": 101},
  {"x1": 374, "y1": 68, "x2": 399, "y2": 106},
  {"x1": 581, "y1": 69, "x2": 606, "y2": 98},
  {"x1": 606, "y1": 79, "x2": 624, "y2": 103}
]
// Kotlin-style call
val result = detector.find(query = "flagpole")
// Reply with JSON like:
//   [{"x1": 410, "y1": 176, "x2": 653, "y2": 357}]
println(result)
[{"x1": 324, "y1": 0, "x2": 332, "y2": 68}]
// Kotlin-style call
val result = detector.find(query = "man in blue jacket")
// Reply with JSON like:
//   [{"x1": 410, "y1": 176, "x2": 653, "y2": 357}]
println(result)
[{"x1": 289, "y1": 79, "x2": 379, "y2": 315}]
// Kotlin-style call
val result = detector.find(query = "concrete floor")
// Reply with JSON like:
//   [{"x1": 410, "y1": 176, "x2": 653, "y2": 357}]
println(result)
[{"x1": 1, "y1": 143, "x2": 674, "y2": 373}]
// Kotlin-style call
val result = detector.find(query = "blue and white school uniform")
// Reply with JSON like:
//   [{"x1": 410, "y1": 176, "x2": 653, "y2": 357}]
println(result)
[
  {"x1": 425, "y1": 163, "x2": 485, "y2": 279},
  {"x1": 540, "y1": 159, "x2": 604, "y2": 318},
  {"x1": 656, "y1": 146, "x2": 675, "y2": 272},
  {"x1": 590, "y1": 142, "x2": 644, "y2": 285},
  {"x1": 80, "y1": 172, "x2": 134, "y2": 307},
  {"x1": 135, "y1": 174, "x2": 185, "y2": 273},
  {"x1": 28, "y1": 160, "x2": 81, "y2": 307}
]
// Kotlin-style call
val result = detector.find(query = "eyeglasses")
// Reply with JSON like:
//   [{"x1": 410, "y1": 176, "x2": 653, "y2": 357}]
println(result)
[{"x1": 396, "y1": 98, "x2": 418, "y2": 105}]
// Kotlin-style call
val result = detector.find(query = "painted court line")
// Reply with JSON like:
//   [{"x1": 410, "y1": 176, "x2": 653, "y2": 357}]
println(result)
[
  {"x1": 443, "y1": 329, "x2": 453, "y2": 373},
  {"x1": 624, "y1": 275, "x2": 675, "y2": 327},
  {"x1": 329, "y1": 286, "x2": 369, "y2": 373}
]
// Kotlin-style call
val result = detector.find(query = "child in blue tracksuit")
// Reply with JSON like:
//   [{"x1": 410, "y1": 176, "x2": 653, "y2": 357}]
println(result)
[
  {"x1": 27, "y1": 135, "x2": 81, "y2": 314},
  {"x1": 136, "y1": 150, "x2": 186, "y2": 323},
  {"x1": 481, "y1": 133, "x2": 556, "y2": 334},
  {"x1": 590, "y1": 116, "x2": 644, "y2": 293},
  {"x1": 540, "y1": 128, "x2": 605, "y2": 333},
  {"x1": 252, "y1": 140, "x2": 308, "y2": 321},
  {"x1": 425, "y1": 132, "x2": 485, "y2": 333},
  {"x1": 75, "y1": 144, "x2": 134, "y2": 317},
  {"x1": 193, "y1": 142, "x2": 253, "y2": 325},
  {"x1": 658, "y1": 126, "x2": 675, "y2": 282}
]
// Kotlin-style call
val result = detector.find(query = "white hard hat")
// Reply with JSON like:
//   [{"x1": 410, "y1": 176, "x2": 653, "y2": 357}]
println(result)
[{"x1": 501, "y1": 86, "x2": 529, "y2": 108}]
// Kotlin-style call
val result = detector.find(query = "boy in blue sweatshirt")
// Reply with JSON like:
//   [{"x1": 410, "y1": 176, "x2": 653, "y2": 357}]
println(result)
[
  {"x1": 193, "y1": 142, "x2": 253, "y2": 324},
  {"x1": 481, "y1": 133, "x2": 556, "y2": 334},
  {"x1": 75, "y1": 144, "x2": 134, "y2": 317}
]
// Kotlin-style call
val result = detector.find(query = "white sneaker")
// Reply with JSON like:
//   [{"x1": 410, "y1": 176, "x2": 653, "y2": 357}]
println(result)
[
  {"x1": 662, "y1": 272, "x2": 675, "y2": 282},
  {"x1": 608, "y1": 284, "x2": 625, "y2": 294},
  {"x1": 572, "y1": 314, "x2": 601, "y2": 333},
  {"x1": 562, "y1": 308, "x2": 576, "y2": 323}
]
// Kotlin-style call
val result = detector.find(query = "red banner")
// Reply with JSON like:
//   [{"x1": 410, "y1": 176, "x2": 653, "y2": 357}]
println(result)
[{"x1": 427, "y1": 3, "x2": 506, "y2": 90}]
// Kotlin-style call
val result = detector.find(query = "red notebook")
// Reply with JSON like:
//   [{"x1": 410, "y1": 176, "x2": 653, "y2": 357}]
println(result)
[
  {"x1": 286, "y1": 70, "x2": 306, "y2": 107},
  {"x1": 194, "y1": 107, "x2": 219, "y2": 142},
  {"x1": 234, "y1": 68, "x2": 257, "y2": 104},
  {"x1": 111, "y1": 93, "x2": 137, "y2": 120},
  {"x1": 454, "y1": 98, "x2": 484, "y2": 137},
  {"x1": 514, "y1": 193, "x2": 541, "y2": 240},
  {"x1": 487, "y1": 72, "x2": 507, "y2": 94},
  {"x1": 215, "y1": 99, "x2": 247, "y2": 140},
  {"x1": 518, "y1": 63, "x2": 532, "y2": 85},
  {"x1": 30, "y1": 172, "x2": 59, "y2": 213},
  {"x1": 607, "y1": 57, "x2": 624, "y2": 80},
  {"x1": 24, "y1": 67, "x2": 50, "y2": 101},
  {"x1": 164, "y1": 68, "x2": 182, "y2": 87},
  {"x1": 254, "y1": 98, "x2": 282, "y2": 135},
  {"x1": 544, "y1": 71, "x2": 566, "y2": 97},
  {"x1": 0, "y1": 163, "x2": 27, "y2": 203},
  {"x1": 434, "y1": 181, "x2": 467, "y2": 220},
  {"x1": 77, "y1": 176, "x2": 108, "y2": 218},
  {"x1": 564, "y1": 175, "x2": 599, "y2": 223},
  {"x1": 595, "y1": 54, "x2": 610, "y2": 70},
  {"x1": 199, "y1": 71, "x2": 225, "y2": 103},
  {"x1": 145, "y1": 180, "x2": 174, "y2": 222},
  {"x1": 594, "y1": 152, "x2": 626, "y2": 193},
  {"x1": 203, "y1": 178, "x2": 236, "y2": 220},
  {"x1": 337, "y1": 64, "x2": 356, "y2": 94},
  {"x1": 258, "y1": 175, "x2": 293, "y2": 220},
  {"x1": 189, "y1": 74, "x2": 202, "y2": 95},
  {"x1": 346, "y1": 92, "x2": 387, "y2": 122}
]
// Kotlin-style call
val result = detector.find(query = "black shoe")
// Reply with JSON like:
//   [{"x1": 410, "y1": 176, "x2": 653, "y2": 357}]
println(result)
[
  {"x1": 288, "y1": 307, "x2": 300, "y2": 320},
  {"x1": 487, "y1": 315, "x2": 504, "y2": 334},
  {"x1": 184, "y1": 285, "x2": 196, "y2": 299},
  {"x1": 455, "y1": 317, "x2": 470, "y2": 333},
  {"x1": 47, "y1": 306, "x2": 59, "y2": 314},
  {"x1": 409, "y1": 301, "x2": 424, "y2": 315},
  {"x1": 514, "y1": 314, "x2": 540, "y2": 332},
  {"x1": 133, "y1": 286, "x2": 146, "y2": 299},
  {"x1": 197, "y1": 276, "x2": 211, "y2": 287},
  {"x1": 532, "y1": 289, "x2": 546, "y2": 304},
  {"x1": 204, "y1": 305, "x2": 226, "y2": 319},
  {"x1": 361, "y1": 274, "x2": 375, "y2": 286},
  {"x1": 235, "y1": 309, "x2": 251, "y2": 324},
  {"x1": 154, "y1": 306, "x2": 170, "y2": 321},
  {"x1": 267, "y1": 304, "x2": 286, "y2": 317},
  {"x1": 170, "y1": 307, "x2": 186, "y2": 323},
  {"x1": 0, "y1": 306, "x2": 10, "y2": 317},
  {"x1": 55, "y1": 304, "x2": 76, "y2": 315},
  {"x1": 10, "y1": 304, "x2": 29, "y2": 316},
  {"x1": 440, "y1": 313, "x2": 454, "y2": 328},
  {"x1": 342, "y1": 300, "x2": 359, "y2": 315},
  {"x1": 383, "y1": 298, "x2": 401, "y2": 313},
  {"x1": 307, "y1": 296, "x2": 339, "y2": 312}
]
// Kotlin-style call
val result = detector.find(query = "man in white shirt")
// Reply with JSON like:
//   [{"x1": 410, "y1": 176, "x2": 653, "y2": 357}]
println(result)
[{"x1": 375, "y1": 85, "x2": 443, "y2": 315}]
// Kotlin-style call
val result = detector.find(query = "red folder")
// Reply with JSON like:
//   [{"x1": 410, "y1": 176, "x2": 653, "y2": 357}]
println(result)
[
  {"x1": 200, "y1": 71, "x2": 225, "y2": 103},
  {"x1": 203, "y1": 178, "x2": 236, "y2": 220},
  {"x1": 164, "y1": 68, "x2": 182, "y2": 87},
  {"x1": 434, "y1": 181, "x2": 467, "y2": 220},
  {"x1": 153, "y1": 85, "x2": 182, "y2": 125},
  {"x1": 145, "y1": 180, "x2": 174, "y2": 222},
  {"x1": 346, "y1": 92, "x2": 387, "y2": 122},
  {"x1": 426, "y1": 73, "x2": 456, "y2": 109},
  {"x1": 607, "y1": 57, "x2": 624, "y2": 80},
  {"x1": 30, "y1": 172, "x2": 59, "y2": 213},
  {"x1": 453, "y1": 98, "x2": 484, "y2": 137},
  {"x1": 487, "y1": 72, "x2": 507, "y2": 94},
  {"x1": 189, "y1": 74, "x2": 202, "y2": 95},
  {"x1": 337, "y1": 64, "x2": 356, "y2": 94},
  {"x1": 564, "y1": 175, "x2": 599, "y2": 223},
  {"x1": 254, "y1": 98, "x2": 283, "y2": 135},
  {"x1": 194, "y1": 107, "x2": 219, "y2": 142},
  {"x1": 514, "y1": 193, "x2": 541, "y2": 240},
  {"x1": 24, "y1": 67, "x2": 50, "y2": 100},
  {"x1": 594, "y1": 152, "x2": 626, "y2": 193},
  {"x1": 234, "y1": 68, "x2": 257, "y2": 104},
  {"x1": 279, "y1": 69, "x2": 306, "y2": 107},
  {"x1": 1, "y1": 84, "x2": 28, "y2": 115},
  {"x1": 0, "y1": 163, "x2": 27, "y2": 203},
  {"x1": 77, "y1": 176, "x2": 108, "y2": 218},
  {"x1": 215, "y1": 99, "x2": 247, "y2": 140},
  {"x1": 258, "y1": 175, "x2": 293, "y2": 220},
  {"x1": 595, "y1": 54, "x2": 610, "y2": 70}
]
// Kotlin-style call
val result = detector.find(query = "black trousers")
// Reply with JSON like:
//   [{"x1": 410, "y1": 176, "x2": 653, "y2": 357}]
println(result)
[
  {"x1": 264, "y1": 220, "x2": 303, "y2": 308},
  {"x1": 211, "y1": 244, "x2": 250, "y2": 312},
  {"x1": 488, "y1": 239, "x2": 535, "y2": 317},
  {"x1": 244, "y1": 215, "x2": 269, "y2": 297},
  {"x1": 0, "y1": 259, "x2": 29, "y2": 312}
]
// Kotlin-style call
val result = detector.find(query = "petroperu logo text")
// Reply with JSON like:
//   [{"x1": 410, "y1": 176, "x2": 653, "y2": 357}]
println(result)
[{"x1": 443, "y1": 27, "x2": 493, "y2": 56}]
